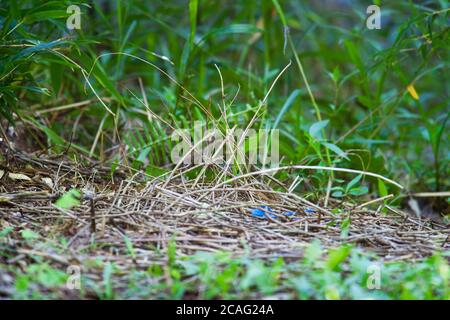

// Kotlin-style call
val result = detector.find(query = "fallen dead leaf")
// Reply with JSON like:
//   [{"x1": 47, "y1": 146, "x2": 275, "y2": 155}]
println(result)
[
  {"x1": 42, "y1": 177, "x2": 54, "y2": 189},
  {"x1": 407, "y1": 84, "x2": 420, "y2": 100},
  {"x1": 8, "y1": 172, "x2": 32, "y2": 181}
]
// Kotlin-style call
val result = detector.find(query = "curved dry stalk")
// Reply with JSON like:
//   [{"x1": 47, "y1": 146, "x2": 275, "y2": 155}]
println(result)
[{"x1": 213, "y1": 165, "x2": 404, "y2": 190}]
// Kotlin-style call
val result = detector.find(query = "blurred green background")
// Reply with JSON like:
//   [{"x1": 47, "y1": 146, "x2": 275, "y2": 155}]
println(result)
[{"x1": 0, "y1": 0, "x2": 449, "y2": 197}]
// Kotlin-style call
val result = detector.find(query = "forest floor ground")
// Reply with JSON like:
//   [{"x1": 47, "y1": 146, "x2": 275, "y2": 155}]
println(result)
[{"x1": 0, "y1": 151, "x2": 448, "y2": 299}]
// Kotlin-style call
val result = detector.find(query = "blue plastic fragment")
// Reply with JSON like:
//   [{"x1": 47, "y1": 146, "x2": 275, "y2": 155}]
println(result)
[
  {"x1": 251, "y1": 206, "x2": 298, "y2": 219},
  {"x1": 251, "y1": 206, "x2": 275, "y2": 219},
  {"x1": 304, "y1": 207, "x2": 316, "y2": 214},
  {"x1": 251, "y1": 208, "x2": 266, "y2": 218}
]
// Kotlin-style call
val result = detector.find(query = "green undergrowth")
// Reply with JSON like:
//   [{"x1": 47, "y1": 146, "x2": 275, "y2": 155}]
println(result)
[
  {"x1": 1, "y1": 229, "x2": 448, "y2": 300},
  {"x1": 1, "y1": 1, "x2": 448, "y2": 196}
]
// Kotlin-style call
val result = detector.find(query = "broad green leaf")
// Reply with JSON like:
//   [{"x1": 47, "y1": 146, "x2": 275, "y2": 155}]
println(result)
[
  {"x1": 322, "y1": 142, "x2": 349, "y2": 160},
  {"x1": 344, "y1": 40, "x2": 364, "y2": 74},
  {"x1": 340, "y1": 216, "x2": 351, "y2": 238},
  {"x1": 9, "y1": 40, "x2": 66, "y2": 62},
  {"x1": 50, "y1": 63, "x2": 63, "y2": 94},
  {"x1": 346, "y1": 174, "x2": 362, "y2": 193},
  {"x1": 378, "y1": 179, "x2": 388, "y2": 197},
  {"x1": 309, "y1": 120, "x2": 329, "y2": 139},
  {"x1": 326, "y1": 245, "x2": 352, "y2": 270},
  {"x1": 273, "y1": 89, "x2": 301, "y2": 129},
  {"x1": 23, "y1": 10, "x2": 69, "y2": 23},
  {"x1": 348, "y1": 186, "x2": 369, "y2": 196},
  {"x1": 332, "y1": 190, "x2": 344, "y2": 198}
]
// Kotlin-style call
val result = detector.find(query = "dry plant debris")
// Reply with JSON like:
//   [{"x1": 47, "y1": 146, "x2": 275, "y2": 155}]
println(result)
[{"x1": 1, "y1": 151, "x2": 448, "y2": 276}]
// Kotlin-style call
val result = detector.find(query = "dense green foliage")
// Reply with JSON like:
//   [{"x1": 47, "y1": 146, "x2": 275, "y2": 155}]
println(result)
[
  {"x1": 2, "y1": 230, "x2": 448, "y2": 299},
  {"x1": 1, "y1": 0, "x2": 448, "y2": 195}
]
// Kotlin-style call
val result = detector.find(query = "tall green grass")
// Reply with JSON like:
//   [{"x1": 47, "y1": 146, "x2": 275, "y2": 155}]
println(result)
[{"x1": 1, "y1": 0, "x2": 448, "y2": 199}]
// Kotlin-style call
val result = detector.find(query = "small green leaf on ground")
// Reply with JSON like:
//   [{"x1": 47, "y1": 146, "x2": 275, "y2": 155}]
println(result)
[
  {"x1": 21, "y1": 229, "x2": 40, "y2": 240},
  {"x1": 55, "y1": 189, "x2": 81, "y2": 209}
]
